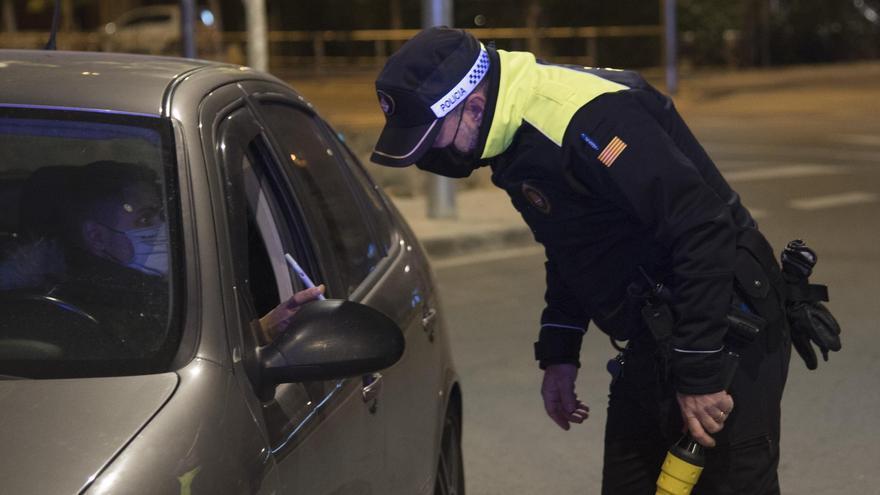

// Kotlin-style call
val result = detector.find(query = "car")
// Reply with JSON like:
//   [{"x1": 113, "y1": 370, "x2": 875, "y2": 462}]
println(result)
[
  {"x1": 0, "y1": 49, "x2": 463, "y2": 495},
  {"x1": 101, "y1": 5, "x2": 222, "y2": 57}
]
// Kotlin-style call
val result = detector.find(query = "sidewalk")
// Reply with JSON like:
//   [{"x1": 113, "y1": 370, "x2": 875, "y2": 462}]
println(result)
[{"x1": 390, "y1": 187, "x2": 536, "y2": 259}]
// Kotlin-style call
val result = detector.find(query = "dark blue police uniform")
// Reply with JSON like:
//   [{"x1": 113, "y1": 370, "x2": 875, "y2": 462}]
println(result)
[
  {"x1": 477, "y1": 49, "x2": 791, "y2": 494},
  {"x1": 369, "y1": 27, "x2": 795, "y2": 495}
]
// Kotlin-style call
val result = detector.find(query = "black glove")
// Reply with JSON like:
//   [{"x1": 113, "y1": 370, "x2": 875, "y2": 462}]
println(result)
[
  {"x1": 780, "y1": 239, "x2": 842, "y2": 370},
  {"x1": 788, "y1": 301, "x2": 842, "y2": 370}
]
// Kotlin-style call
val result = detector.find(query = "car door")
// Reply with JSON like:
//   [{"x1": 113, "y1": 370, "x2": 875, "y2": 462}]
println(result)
[
  {"x1": 244, "y1": 82, "x2": 450, "y2": 493},
  {"x1": 203, "y1": 90, "x2": 385, "y2": 494}
]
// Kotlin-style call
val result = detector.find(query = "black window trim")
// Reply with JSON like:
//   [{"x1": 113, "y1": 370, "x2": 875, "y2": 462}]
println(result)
[
  {"x1": 242, "y1": 91, "x2": 400, "y2": 299},
  {"x1": 239, "y1": 96, "x2": 345, "y2": 297}
]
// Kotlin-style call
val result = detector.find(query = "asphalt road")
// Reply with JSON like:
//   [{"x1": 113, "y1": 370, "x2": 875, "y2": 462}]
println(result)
[{"x1": 433, "y1": 93, "x2": 880, "y2": 494}]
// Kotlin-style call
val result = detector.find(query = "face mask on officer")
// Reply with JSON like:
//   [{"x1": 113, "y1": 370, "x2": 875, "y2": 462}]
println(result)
[
  {"x1": 416, "y1": 147, "x2": 478, "y2": 178},
  {"x1": 416, "y1": 94, "x2": 485, "y2": 178}
]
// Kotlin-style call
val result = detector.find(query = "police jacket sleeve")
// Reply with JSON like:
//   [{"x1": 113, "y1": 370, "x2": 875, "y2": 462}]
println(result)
[
  {"x1": 567, "y1": 94, "x2": 736, "y2": 394},
  {"x1": 534, "y1": 257, "x2": 589, "y2": 370}
]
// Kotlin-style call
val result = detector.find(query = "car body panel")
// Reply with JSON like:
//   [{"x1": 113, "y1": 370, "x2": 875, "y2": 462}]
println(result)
[
  {"x1": 0, "y1": 373, "x2": 178, "y2": 494},
  {"x1": 0, "y1": 50, "x2": 211, "y2": 117},
  {"x1": 82, "y1": 359, "x2": 274, "y2": 495}
]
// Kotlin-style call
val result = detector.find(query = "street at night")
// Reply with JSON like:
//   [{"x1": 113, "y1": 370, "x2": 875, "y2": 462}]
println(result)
[{"x1": 3, "y1": 1, "x2": 879, "y2": 492}]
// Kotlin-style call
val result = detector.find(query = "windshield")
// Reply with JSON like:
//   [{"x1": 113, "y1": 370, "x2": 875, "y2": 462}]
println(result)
[{"x1": 0, "y1": 107, "x2": 181, "y2": 379}]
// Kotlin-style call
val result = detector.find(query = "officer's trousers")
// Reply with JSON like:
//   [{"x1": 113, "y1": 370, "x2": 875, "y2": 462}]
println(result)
[{"x1": 601, "y1": 325, "x2": 791, "y2": 495}]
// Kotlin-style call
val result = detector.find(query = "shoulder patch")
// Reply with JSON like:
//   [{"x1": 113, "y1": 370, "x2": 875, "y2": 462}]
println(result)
[
  {"x1": 598, "y1": 136, "x2": 627, "y2": 167},
  {"x1": 522, "y1": 182, "x2": 551, "y2": 214}
]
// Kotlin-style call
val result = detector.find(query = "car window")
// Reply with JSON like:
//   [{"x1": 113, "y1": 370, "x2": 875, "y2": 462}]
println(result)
[
  {"x1": 215, "y1": 108, "x2": 325, "y2": 443},
  {"x1": 257, "y1": 102, "x2": 383, "y2": 296},
  {"x1": 0, "y1": 107, "x2": 181, "y2": 378},
  {"x1": 334, "y1": 139, "x2": 393, "y2": 256},
  {"x1": 241, "y1": 150, "x2": 299, "y2": 315}
]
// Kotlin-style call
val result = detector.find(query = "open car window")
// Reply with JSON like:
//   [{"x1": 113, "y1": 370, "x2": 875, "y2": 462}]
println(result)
[{"x1": 0, "y1": 107, "x2": 181, "y2": 379}]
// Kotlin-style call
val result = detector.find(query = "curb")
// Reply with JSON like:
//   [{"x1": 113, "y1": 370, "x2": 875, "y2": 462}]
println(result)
[{"x1": 420, "y1": 226, "x2": 537, "y2": 260}]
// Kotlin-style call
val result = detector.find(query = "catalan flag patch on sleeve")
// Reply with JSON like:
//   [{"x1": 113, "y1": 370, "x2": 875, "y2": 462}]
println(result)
[{"x1": 598, "y1": 136, "x2": 627, "y2": 167}]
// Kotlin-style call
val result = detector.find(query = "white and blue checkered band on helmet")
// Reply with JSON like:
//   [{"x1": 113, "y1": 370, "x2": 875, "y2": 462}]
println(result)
[{"x1": 429, "y1": 46, "x2": 490, "y2": 119}]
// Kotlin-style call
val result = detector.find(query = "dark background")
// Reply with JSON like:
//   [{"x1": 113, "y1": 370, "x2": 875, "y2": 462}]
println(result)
[{"x1": 3, "y1": 0, "x2": 879, "y2": 68}]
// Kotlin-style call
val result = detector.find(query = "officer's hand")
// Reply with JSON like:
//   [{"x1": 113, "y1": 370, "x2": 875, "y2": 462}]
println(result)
[
  {"x1": 258, "y1": 285, "x2": 326, "y2": 345},
  {"x1": 541, "y1": 364, "x2": 590, "y2": 431},
  {"x1": 676, "y1": 391, "x2": 734, "y2": 448}
]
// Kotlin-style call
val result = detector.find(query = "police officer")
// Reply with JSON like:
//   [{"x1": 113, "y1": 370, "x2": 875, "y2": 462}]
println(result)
[{"x1": 370, "y1": 27, "x2": 794, "y2": 494}]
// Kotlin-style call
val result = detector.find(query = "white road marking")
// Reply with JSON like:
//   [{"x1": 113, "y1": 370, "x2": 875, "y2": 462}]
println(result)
[
  {"x1": 789, "y1": 191, "x2": 879, "y2": 211},
  {"x1": 431, "y1": 245, "x2": 544, "y2": 269},
  {"x1": 705, "y1": 142, "x2": 880, "y2": 164},
  {"x1": 724, "y1": 164, "x2": 847, "y2": 182}
]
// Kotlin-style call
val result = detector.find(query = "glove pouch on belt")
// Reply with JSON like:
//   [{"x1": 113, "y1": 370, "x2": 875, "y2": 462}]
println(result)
[{"x1": 732, "y1": 228, "x2": 787, "y2": 351}]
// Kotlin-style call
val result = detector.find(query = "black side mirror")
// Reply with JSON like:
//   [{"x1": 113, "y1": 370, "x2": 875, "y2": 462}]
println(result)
[{"x1": 257, "y1": 299, "x2": 404, "y2": 393}]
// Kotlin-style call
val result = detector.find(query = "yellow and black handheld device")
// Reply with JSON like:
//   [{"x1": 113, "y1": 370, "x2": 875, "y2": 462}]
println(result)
[
  {"x1": 656, "y1": 434, "x2": 705, "y2": 495},
  {"x1": 656, "y1": 350, "x2": 740, "y2": 494}
]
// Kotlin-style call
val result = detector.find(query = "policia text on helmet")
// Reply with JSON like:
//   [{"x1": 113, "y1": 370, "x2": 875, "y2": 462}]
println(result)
[{"x1": 370, "y1": 27, "x2": 841, "y2": 495}]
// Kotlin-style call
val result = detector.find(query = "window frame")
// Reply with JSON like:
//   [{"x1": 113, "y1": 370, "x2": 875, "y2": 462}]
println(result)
[
  {"x1": 244, "y1": 91, "x2": 393, "y2": 298},
  {"x1": 211, "y1": 101, "x2": 333, "y2": 449}
]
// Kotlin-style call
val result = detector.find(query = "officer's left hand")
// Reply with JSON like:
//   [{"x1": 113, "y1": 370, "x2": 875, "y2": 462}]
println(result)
[
  {"x1": 541, "y1": 364, "x2": 590, "y2": 431},
  {"x1": 676, "y1": 391, "x2": 734, "y2": 448}
]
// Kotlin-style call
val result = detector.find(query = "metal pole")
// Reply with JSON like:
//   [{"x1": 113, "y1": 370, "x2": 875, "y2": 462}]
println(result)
[
  {"x1": 2, "y1": 0, "x2": 17, "y2": 33},
  {"x1": 243, "y1": 0, "x2": 268, "y2": 72},
  {"x1": 422, "y1": 0, "x2": 457, "y2": 219},
  {"x1": 663, "y1": 0, "x2": 678, "y2": 95},
  {"x1": 180, "y1": 0, "x2": 196, "y2": 58}
]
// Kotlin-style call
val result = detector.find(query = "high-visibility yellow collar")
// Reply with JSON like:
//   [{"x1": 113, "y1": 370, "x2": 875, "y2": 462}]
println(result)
[
  {"x1": 479, "y1": 51, "x2": 629, "y2": 159},
  {"x1": 480, "y1": 50, "x2": 537, "y2": 160}
]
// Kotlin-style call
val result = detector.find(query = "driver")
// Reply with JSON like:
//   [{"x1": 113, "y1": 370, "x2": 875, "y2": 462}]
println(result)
[{"x1": 54, "y1": 160, "x2": 322, "y2": 353}]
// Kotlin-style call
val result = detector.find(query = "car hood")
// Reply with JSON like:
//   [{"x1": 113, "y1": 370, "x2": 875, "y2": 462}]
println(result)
[{"x1": 0, "y1": 373, "x2": 178, "y2": 494}]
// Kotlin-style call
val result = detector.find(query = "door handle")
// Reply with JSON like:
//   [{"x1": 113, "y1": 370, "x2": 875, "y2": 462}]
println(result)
[
  {"x1": 422, "y1": 307, "x2": 438, "y2": 328},
  {"x1": 362, "y1": 372, "x2": 383, "y2": 403}
]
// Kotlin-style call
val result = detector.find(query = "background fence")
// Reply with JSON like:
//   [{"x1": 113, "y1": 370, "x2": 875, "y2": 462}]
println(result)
[{"x1": 0, "y1": 24, "x2": 665, "y2": 75}]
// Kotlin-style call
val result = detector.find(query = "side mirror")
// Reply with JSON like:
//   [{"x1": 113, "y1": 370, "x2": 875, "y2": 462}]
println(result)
[{"x1": 257, "y1": 299, "x2": 405, "y2": 391}]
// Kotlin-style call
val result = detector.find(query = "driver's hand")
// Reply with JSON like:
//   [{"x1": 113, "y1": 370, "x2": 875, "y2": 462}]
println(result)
[
  {"x1": 541, "y1": 363, "x2": 590, "y2": 430},
  {"x1": 258, "y1": 285, "x2": 325, "y2": 345},
  {"x1": 676, "y1": 391, "x2": 734, "y2": 448}
]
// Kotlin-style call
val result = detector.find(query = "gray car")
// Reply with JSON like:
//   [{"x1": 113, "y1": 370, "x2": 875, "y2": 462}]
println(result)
[{"x1": 0, "y1": 50, "x2": 463, "y2": 495}]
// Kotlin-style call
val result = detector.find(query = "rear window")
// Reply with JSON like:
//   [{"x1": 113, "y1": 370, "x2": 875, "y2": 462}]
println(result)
[{"x1": 0, "y1": 107, "x2": 181, "y2": 379}]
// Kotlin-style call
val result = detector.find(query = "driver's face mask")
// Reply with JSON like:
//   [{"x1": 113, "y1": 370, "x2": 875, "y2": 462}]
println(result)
[
  {"x1": 124, "y1": 223, "x2": 169, "y2": 276},
  {"x1": 104, "y1": 222, "x2": 170, "y2": 277}
]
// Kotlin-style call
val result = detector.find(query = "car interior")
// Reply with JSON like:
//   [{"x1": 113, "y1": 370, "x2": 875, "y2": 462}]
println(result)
[{"x1": 0, "y1": 115, "x2": 174, "y2": 371}]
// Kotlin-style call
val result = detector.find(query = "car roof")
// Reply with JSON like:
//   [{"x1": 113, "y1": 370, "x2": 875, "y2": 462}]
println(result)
[{"x1": 0, "y1": 50, "x2": 263, "y2": 117}]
